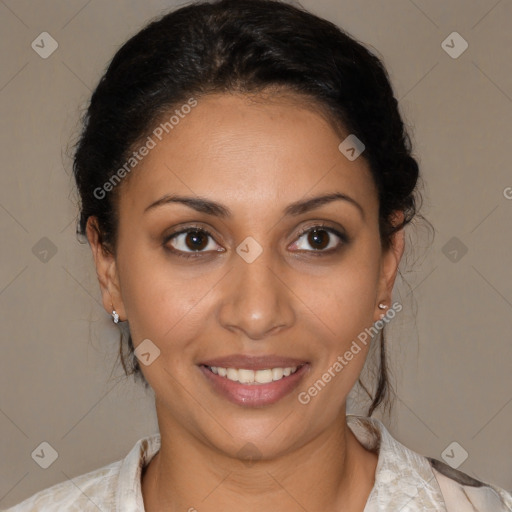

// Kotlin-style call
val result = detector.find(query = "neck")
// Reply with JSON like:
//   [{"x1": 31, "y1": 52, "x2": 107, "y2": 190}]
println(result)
[{"x1": 142, "y1": 403, "x2": 378, "y2": 512}]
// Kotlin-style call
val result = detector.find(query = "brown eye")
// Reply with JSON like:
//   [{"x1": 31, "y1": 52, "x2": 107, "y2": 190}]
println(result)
[
  {"x1": 184, "y1": 230, "x2": 209, "y2": 251},
  {"x1": 164, "y1": 227, "x2": 222, "y2": 258},
  {"x1": 164, "y1": 223, "x2": 347, "y2": 260},
  {"x1": 307, "y1": 229, "x2": 330, "y2": 250},
  {"x1": 291, "y1": 225, "x2": 348, "y2": 254}
]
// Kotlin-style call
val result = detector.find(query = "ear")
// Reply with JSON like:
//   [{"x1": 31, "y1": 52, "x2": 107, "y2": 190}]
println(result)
[
  {"x1": 374, "y1": 210, "x2": 405, "y2": 323},
  {"x1": 86, "y1": 216, "x2": 126, "y2": 322}
]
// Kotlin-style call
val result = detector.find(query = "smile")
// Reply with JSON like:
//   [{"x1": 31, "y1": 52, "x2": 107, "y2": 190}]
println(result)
[
  {"x1": 199, "y1": 363, "x2": 310, "y2": 406},
  {"x1": 206, "y1": 365, "x2": 301, "y2": 385}
]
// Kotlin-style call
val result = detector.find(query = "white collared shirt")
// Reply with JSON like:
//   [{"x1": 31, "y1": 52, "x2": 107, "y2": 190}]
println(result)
[{"x1": 5, "y1": 415, "x2": 512, "y2": 511}]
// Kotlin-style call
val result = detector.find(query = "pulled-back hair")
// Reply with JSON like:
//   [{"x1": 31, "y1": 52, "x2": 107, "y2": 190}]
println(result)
[{"x1": 73, "y1": 0, "x2": 429, "y2": 416}]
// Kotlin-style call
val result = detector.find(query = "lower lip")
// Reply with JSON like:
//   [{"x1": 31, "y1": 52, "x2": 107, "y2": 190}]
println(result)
[{"x1": 199, "y1": 364, "x2": 310, "y2": 407}]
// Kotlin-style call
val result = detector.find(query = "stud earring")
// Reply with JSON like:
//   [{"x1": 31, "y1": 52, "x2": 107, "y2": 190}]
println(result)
[
  {"x1": 377, "y1": 303, "x2": 388, "y2": 320},
  {"x1": 111, "y1": 304, "x2": 119, "y2": 324}
]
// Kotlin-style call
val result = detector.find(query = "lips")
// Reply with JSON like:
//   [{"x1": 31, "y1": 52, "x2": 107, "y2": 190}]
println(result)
[
  {"x1": 198, "y1": 354, "x2": 309, "y2": 371},
  {"x1": 199, "y1": 362, "x2": 310, "y2": 406}
]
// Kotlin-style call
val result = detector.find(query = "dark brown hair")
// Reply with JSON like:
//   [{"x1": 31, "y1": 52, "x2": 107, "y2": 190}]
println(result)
[{"x1": 73, "y1": 0, "x2": 431, "y2": 416}]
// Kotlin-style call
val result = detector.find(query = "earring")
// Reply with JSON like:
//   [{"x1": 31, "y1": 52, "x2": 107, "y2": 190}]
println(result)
[
  {"x1": 378, "y1": 303, "x2": 388, "y2": 310},
  {"x1": 111, "y1": 308, "x2": 119, "y2": 324}
]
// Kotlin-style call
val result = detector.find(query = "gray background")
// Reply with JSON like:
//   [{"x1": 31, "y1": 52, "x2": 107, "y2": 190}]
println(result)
[{"x1": 1, "y1": 0, "x2": 511, "y2": 508}]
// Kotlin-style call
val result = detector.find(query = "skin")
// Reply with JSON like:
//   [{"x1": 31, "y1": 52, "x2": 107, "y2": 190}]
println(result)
[{"x1": 87, "y1": 91, "x2": 405, "y2": 512}]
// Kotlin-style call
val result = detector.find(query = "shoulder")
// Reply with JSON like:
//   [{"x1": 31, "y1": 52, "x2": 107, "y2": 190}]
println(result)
[
  {"x1": 4, "y1": 460, "x2": 121, "y2": 511},
  {"x1": 4, "y1": 433, "x2": 161, "y2": 512},
  {"x1": 427, "y1": 457, "x2": 512, "y2": 512},
  {"x1": 347, "y1": 415, "x2": 512, "y2": 511}
]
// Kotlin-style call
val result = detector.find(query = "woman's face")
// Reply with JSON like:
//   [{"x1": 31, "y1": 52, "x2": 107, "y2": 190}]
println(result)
[{"x1": 89, "y1": 91, "x2": 403, "y2": 458}]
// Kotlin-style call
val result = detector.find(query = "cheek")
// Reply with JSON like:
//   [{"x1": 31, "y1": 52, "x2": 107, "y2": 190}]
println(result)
[
  {"x1": 292, "y1": 261, "x2": 380, "y2": 411},
  {"x1": 116, "y1": 250, "x2": 215, "y2": 395},
  {"x1": 294, "y1": 248, "x2": 381, "y2": 352},
  {"x1": 115, "y1": 242, "x2": 199, "y2": 345}
]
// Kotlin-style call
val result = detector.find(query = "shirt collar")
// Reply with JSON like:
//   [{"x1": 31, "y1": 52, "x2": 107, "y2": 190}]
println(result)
[
  {"x1": 116, "y1": 433, "x2": 161, "y2": 512},
  {"x1": 115, "y1": 415, "x2": 447, "y2": 511},
  {"x1": 347, "y1": 414, "x2": 447, "y2": 511}
]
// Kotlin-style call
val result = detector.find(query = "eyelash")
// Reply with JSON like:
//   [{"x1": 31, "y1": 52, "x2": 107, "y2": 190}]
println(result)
[{"x1": 163, "y1": 223, "x2": 349, "y2": 260}]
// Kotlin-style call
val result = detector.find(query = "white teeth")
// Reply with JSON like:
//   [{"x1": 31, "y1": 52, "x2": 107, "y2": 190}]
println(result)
[
  {"x1": 254, "y1": 369, "x2": 273, "y2": 384},
  {"x1": 208, "y1": 365, "x2": 300, "y2": 384},
  {"x1": 272, "y1": 368, "x2": 284, "y2": 380},
  {"x1": 226, "y1": 368, "x2": 238, "y2": 381},
  {"x1": 238, "y1": 369, "x2": 254, "y2": 383}
]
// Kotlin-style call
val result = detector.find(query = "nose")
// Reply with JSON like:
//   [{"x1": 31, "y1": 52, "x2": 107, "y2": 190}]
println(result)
[{"x1": 217, "y1": 247, "x2": 296, "y2": 340}]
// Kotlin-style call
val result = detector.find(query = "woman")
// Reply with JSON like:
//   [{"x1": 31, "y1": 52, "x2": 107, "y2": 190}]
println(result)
[{"x1": 7, "y1": 0, "x2": 511, "y2": 510}]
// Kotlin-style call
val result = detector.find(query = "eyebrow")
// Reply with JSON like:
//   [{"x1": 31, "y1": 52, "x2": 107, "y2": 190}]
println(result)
[{"x1": 144, "y1": 192, "x2": 364, "y2": 220}]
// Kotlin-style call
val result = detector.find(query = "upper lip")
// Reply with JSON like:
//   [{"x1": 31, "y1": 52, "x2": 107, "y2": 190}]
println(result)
[{"x1": 199, "y1": 354, "x2": 309, "y2": 370}]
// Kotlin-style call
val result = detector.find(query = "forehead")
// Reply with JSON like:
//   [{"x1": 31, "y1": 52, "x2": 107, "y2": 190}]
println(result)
[{"x1": 119, "y1": 92, "x2": 378, "y2": 221}]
